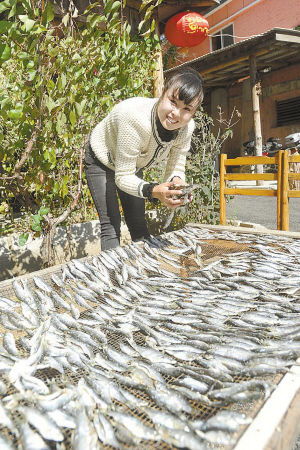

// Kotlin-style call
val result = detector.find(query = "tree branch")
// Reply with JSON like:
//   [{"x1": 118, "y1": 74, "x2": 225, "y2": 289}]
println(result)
[
  {"x1": 41, "y1": 139, "x2": 86, "y2": 267},
  {"x1": 0, "y1": 119, "x2": 41, "y2": 181}
]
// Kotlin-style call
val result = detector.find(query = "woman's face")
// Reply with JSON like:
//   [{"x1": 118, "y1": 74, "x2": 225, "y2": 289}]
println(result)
[{"x1": 157, "y1": 88, "x2": 199, "y2": 131}]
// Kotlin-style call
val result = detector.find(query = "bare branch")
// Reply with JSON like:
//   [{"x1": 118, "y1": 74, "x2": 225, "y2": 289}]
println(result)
[
  {"x1": 15, "y1": 120, "x2": 41, "y2": 175},
  {"x1": 52, "y1": 141, "x2": 84, "y2": 227},
  {"x1": 41, "y1": 139, "x2": 86, "y2": 267},
  {"x1": 0, "y1": 119, "x2": 41, "y2": 181}
]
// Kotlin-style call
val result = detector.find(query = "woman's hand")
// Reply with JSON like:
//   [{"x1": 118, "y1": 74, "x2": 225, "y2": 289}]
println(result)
[{"x1": 152, "y1": 182, "x2": 186, "y2": 209}]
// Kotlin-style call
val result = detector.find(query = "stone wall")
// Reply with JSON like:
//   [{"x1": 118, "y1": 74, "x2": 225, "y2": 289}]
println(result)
[{"x1": 0, "y1": 219, "x2": 131, "y2": 282}]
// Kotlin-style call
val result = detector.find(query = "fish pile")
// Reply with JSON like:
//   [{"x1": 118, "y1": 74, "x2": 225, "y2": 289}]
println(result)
[{"x1": 0, "y1": 225, "x2": 300, "y2": 449}]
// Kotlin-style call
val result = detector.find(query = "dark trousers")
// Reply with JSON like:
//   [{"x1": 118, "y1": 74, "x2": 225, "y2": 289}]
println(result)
[{"x1": 85, "y1": 143, "x2": 150, "y2": 250}]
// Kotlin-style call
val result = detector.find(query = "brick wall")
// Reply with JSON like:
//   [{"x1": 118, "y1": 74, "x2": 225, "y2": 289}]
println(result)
[{"x1": 168, "y1": 0, "x2": 300, "y2": 66}]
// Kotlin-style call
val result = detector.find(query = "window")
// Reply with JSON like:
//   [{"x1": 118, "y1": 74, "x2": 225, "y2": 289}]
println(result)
[
  {"x1": 211, "y1": 24, "x2": 234, "y2": 51},
  {"x1": 276, "y1": 97, "x2": 300, "y2": 126}
]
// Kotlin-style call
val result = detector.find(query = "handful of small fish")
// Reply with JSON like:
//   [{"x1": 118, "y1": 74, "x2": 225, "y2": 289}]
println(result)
[
  {"x1": 0, "y1": 225, "x2": 300, "y2": 449},
  {"x1": 163, "y1": 184, "x2": 201, "y2": 229}
]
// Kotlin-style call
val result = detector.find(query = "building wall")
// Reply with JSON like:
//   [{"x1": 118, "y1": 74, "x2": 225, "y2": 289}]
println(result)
[
  {"x1": 218, "y1": 63, "x2": 300, "y2": 157},
  {"x1": 169, "y1": 0, "x2": 300, "y2": 66},
  {"x1": 163, "y1": 0, "x2": 300, "y2": 156},
  {"x1": 261, "y1": 64, "x2": 300, "y2": 142}
]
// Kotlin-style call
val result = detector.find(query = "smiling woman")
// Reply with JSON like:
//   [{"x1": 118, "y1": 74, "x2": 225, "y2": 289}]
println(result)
[
  {"x1": 157, "y1": 89, "x2": 200, "y2": 130},
  {"x1": 85, "y1": 67, "x2": 204, "y2": 250}
]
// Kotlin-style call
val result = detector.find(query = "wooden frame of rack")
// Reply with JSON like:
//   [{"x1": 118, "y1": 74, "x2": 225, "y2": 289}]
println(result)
[{"x1": 219, "y1": 150, "x2": 300, "y2": 231}]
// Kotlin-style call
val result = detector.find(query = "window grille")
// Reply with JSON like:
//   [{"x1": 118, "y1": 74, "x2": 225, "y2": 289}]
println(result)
[{"x1": 276, "y1": 97, "x2": 300, "y2": 126}]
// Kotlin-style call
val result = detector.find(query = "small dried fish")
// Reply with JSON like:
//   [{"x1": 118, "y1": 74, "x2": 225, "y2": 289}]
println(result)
[
  {"x1": 110, "y1": 411, "x2": 160, "y2": 442},
  {"x1": 18, "y1": 406, "x2": 64, "y2": 442},
  {"x1": 163, "y1": 184, "x2": 201, "y2": 229},
  {"x1": 19, "y1": 422, "x2": 51, "y2": 450}
]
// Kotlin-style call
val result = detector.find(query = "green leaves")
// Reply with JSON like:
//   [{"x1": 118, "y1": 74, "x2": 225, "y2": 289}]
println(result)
[
  {"x1": 59, "y1": 175, "x2": 69, "y2": 198},
  {"x1": 0, "y1": 0, "x2": 158, "y2": 241},
  {"x1": 69, "y1": 109, "x2": 76, "y2": 127},
  {"x1": 75, "y1": 99, "x2": 86, "y2": 116},
  {"x1": 44, "y1": 148, "x2": 56, "y2": 166},
  {"x1": 0, "y1": 1, "x2": 10, "y2": 14},
  {"x1": 45, "y1": 95, "x2": 57, "y2": 113},
  {"x1": 0, "y1": 0, "x2": 17, "y2": 17},
  {"x1": 86, "y1": 13, "x2": 106, "y2": 29},
  {"x1": 103, "y1": 0, "x2": 120, "y2": 15},
  {"x1": 39, "y1": 206, "x2": 50, "y2": 216},
  {"x1": 42, "y1": 2, "x2": 54, "y2": 24},
  {"x1": 0, "y1": 43, "x2": 10, "y2": 61},
  {"x1": 7, "y1": 105, "x2": 23, "y2": 119},
  {"x1": 57, "y1": 73, "x2": 67, "y2": 91},
  {"x1": 56, "y1": 112, "x2": 67, "y2": 135},
  {"x1": 7, "y1": 0, "x2": 17, "y2": 18},
  {"x1": 18, "y1": 232, "x2": 29, "y2": 246},
  {"x1": 19, "y1": 15, "x2": 36, "y2": 32},
  {"x1": 31, "y1": 206, "x2": 49, "y2": 232},
  {"x1": 0, "y1": 21, "x2": 12, "y2": 33},
  {"x1": 110, "y1": 1, "x2": 121, "y2": 14}
]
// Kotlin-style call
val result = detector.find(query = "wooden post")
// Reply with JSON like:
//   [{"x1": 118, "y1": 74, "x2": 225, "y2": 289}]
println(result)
[
  {"x1": 219, "y1": 153, "x2": 227, "y2": 225},
  {"x1": 153, "y1": 15, "x2": 164, "y2": 98},
  {"x1": 249, "y1": 54, "x2": 263, "y2": 186},
  {"x1": 276, "y1": 150, "x2": 283, "y2": 230},
  {"x1": 281, "y1": 150, "x2": 289, "y2": 231}
]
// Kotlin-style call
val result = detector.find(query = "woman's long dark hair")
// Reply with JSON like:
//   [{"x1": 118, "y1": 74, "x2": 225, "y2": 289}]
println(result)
[{"x1": 162, "y1": 67, "x2": 204, "y2": 106}]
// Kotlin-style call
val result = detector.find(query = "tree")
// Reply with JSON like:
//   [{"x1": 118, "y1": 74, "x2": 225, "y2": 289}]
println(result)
[{"x1": 0, "y1": 0, "x2": 158, "y2": 265}]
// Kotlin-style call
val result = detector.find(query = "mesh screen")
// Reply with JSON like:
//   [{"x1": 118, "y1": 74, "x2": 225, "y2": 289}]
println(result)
[{"x1": 0, "y1": 226, "x2": 297, "y2": 449}]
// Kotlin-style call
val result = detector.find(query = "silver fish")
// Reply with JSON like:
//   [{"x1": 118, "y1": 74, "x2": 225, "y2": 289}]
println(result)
[
  {"x1": 19, "y1": 374, "x2": 50, "y2": 395},
  {"x1": 19, "y1": 422, "x2": 50, "y2": 450},
  {"x1": 0, "y1": 296, "x2": 17, "y2": 309},
  {"x1": 93, "y1": 412, "x2": 120, "y2": 447},
  {"x1": 70, "y1": 303, "x2": 81, "y2": 319},
  {"x1": 105, "y1": 346, "x2": 131, "y2": 366},
  {"x1": 110, "y1": 411, "x2": 160, "y2": 442},
  {"x1": 51, "y1": 273, "x2": 65, "y2": 288},
  {"x1": 72, "y1": 408, "x2": 101, "y2": 450},
  {"x1": 73, "y1": 292, "x2": 92, "y2": 309},
  {"x1": 86, "y1": 375, "x2": 127, "y2": 404},
  {"x1": 0, "y1": 379, "x2": 7, "y2": 395},
  {"x1": 47, "y1": 409, "x2": 76, "y2": 429},
  {"x1": 175, "y1": 376, "x2": 209, "y2": 394},
  {"x1": 3, "y1": 332, "x2": 19, "y2": 357},
  {"x1": 0, "y1": 400, "x2": 18, "y2": 436},
  {"x1": 200, "y1": 410, "x2": 251, "y2": 432},
  {"x1": 51, "y1": 292, "x2": 71, "y2": 310},
  {"x1": 33, "y1": 276, "x2": 53, "y2": 293},
  {"x1": 18, "y1": 406, "x2": 64, "y2": 442},
  {"x1": 156, "y1": 424, "x2": 207, "y2": 450},
  {"x1": 74, "y1": 286, "x2": 98, "y2": 302},
  {"x1": 0, "y1": 433, "x2": 15, "y2": 450},
  {"x1": 38, "y1": 389, "x2": 76, "y2": 412},
  {"x1": 68, "y1": 263, "x2": 90, "y2": 282},
  {"x1": 143, "y1": 407, "x2": 189, "y2": 431},
  {"x1": 148, "y1": 382, "x2": 192, "y2": 414}
]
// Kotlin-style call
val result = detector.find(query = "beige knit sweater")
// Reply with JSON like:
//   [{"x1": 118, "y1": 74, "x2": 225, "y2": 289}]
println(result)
[{"x1": 90, "y1": 97, "x2": 195, "y2": 198}]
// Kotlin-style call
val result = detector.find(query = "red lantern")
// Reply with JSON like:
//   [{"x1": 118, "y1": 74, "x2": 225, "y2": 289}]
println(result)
[{"x1": 165, "y1": 11, "x2": 209, "y2": 48}]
